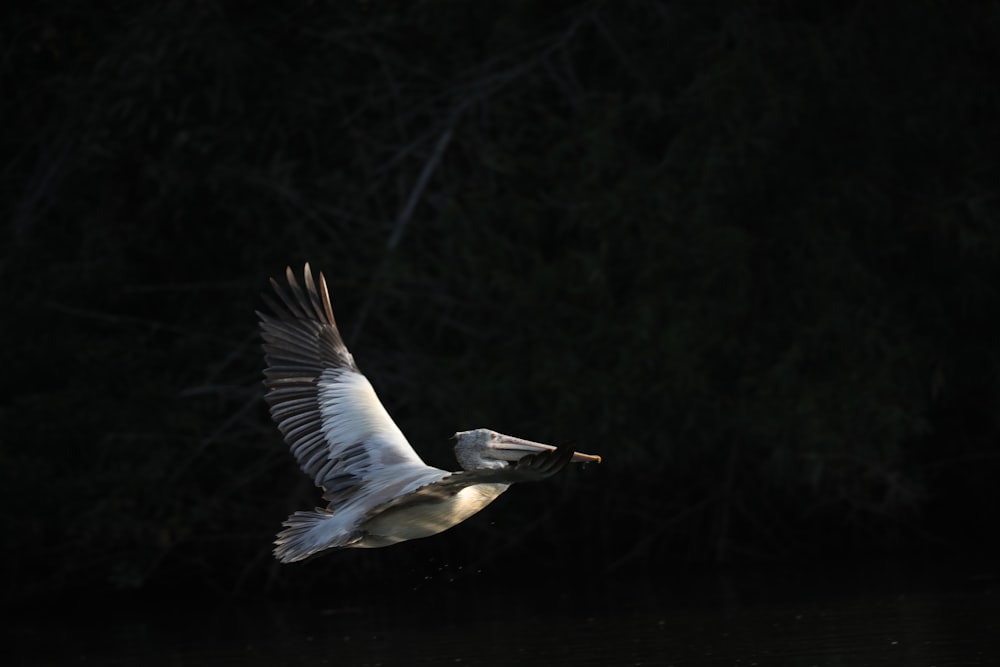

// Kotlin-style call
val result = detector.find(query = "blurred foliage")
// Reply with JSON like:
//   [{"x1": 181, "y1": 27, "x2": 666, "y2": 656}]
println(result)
[{"x1": 2, "y1": 0, "x2": 999, "y2": 600}]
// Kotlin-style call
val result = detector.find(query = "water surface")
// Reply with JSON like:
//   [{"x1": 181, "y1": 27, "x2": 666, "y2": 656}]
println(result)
[{"x1": 10, "y1": 565, "x2": 999, "y2": 665}]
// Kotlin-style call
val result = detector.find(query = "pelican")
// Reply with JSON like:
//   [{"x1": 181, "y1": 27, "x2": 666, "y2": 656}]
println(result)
[{"x1": 258, "y1": 264, "x2": 601, "y2": 563}]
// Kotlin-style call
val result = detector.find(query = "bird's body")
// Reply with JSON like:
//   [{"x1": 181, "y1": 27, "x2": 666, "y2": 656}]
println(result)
[
  {"x1": 359, "y1": 482, "x2": 508, "y2": 547},
  {"x1": 258, "y1": 264, "x2": 600, "y2": 563}
]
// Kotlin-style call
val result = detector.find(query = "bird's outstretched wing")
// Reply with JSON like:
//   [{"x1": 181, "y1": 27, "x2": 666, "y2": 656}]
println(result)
[
  {"x1": 369, "y1": 443, "x2": 577, "y2": 514},
  {"x1": 258, "y1": 264, "x2": 443, "y2": 507}
]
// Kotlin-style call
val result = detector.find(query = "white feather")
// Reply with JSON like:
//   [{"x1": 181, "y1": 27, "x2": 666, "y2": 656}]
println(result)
[{"x1": 317, "y1": 368, "x2": 426, "y2": 470}]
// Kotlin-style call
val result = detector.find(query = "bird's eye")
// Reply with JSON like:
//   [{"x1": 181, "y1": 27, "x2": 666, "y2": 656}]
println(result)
[{"x1": 490, "y1": 433, "x2": 497, "y2": 440}]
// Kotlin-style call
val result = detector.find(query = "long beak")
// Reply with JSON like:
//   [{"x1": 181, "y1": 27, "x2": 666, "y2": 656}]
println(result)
[{"x1": 492, "y1": 434, "x2": 601, "y2": 464}]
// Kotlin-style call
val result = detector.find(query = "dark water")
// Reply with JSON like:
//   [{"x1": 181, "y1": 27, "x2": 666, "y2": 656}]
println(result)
[{"x1": 10, "y1": 566, "x2": 999, "y2": 666}]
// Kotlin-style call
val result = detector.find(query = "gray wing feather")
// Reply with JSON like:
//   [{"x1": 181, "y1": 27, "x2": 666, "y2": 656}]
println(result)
[
  {"x1": 373, "y1": 442, "x2": 577, "y2": 512},
  {"x1": 259, "y1": 264, "x2": 437, "y2": 502}
]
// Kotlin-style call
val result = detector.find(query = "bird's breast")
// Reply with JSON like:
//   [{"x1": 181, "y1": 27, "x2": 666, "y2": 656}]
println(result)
[{"x1": 358, "y1": 483, "x2": 509, "y2": 548}]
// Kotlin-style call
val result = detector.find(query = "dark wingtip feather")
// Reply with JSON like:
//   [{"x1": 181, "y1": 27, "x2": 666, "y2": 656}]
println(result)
[
  {"x1": 501, "y1": 442, "x2": 576, "y2": 481},
  {"x1": 317, "y1": 269, "x2": 337, "y2": 327}
]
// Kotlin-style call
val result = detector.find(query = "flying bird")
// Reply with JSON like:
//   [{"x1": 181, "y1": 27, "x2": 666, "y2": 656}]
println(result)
[{"x1": 258, "y1": 264, "x2": 601, "y2": 562}]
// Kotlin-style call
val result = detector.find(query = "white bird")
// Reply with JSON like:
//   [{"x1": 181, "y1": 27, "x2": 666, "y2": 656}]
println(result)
[{"x1": 258, "y1": 264, "x2": 601, "y2": 563}]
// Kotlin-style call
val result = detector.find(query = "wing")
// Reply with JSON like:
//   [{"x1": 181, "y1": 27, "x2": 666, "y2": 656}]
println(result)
[
  {"x1": 372, "y1": 442, "x2": 577, "y2": 512},
  {"x1": 258, "y1": 264, "x2": 441, "y2": 506}
]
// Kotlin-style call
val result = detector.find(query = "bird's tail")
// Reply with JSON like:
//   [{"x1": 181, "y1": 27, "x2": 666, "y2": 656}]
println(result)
[{"x1": 273, "y1": 509, "x2": 362, "y2": 563}]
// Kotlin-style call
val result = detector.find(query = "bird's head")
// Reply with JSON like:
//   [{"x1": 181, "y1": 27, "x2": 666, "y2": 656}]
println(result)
[{"x1": 452, "y1": 428, "x2": 601, "y2": 471}]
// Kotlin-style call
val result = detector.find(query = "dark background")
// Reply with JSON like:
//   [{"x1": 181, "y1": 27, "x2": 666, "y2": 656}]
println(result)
[{"x1": 3, "y1": 0, "x2": 999, "y2": 605}]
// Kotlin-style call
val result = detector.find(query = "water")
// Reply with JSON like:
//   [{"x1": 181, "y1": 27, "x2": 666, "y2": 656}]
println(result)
[{"x1": 9, "y1": 566, "x2": 999, "y2": 666}]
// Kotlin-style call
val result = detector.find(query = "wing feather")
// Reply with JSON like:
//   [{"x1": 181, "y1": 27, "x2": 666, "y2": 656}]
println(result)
[
  {"x1": 371, "y1": 442, "x2": 577, "y2": 513},
  {"x1": 259, "y1": 264, "x2": 441, "y2": 503}
]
